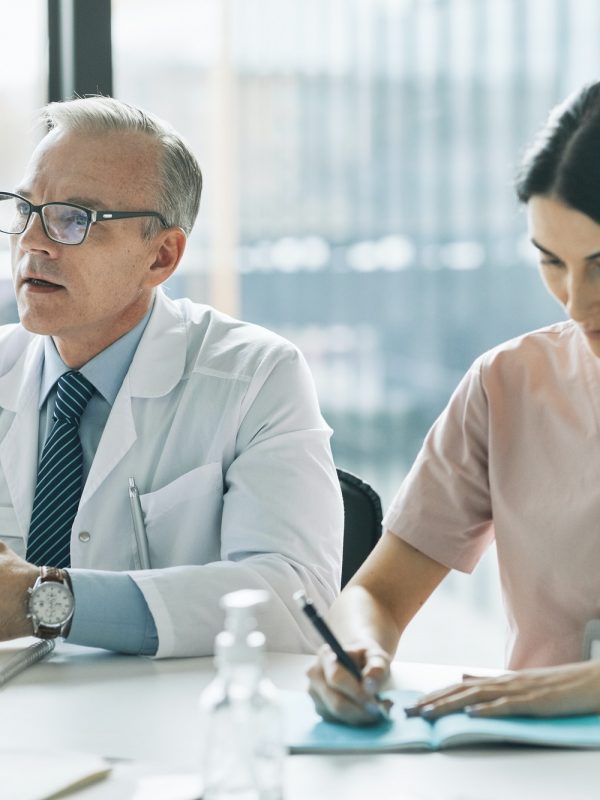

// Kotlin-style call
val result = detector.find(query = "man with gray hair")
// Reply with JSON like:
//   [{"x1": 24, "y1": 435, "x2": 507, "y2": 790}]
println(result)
[{"x1": 0, "y1": 96, "x2": 342, "y2": 657}]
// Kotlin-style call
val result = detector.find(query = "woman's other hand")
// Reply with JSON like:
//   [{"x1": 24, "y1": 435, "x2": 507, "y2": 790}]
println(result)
[{"x1": 405, "y1": 661, "x2": 600, "y2": 719}]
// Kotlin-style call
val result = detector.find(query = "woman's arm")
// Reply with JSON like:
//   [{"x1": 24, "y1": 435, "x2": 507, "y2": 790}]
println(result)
[{"x1": 307, "y1": 531, "x2": 449, "y2": 725}]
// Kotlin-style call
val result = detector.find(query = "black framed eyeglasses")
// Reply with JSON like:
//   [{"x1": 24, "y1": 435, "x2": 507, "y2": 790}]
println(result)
[{"x1": 0, "y1": 191, "x2": 169, "y2": 246}]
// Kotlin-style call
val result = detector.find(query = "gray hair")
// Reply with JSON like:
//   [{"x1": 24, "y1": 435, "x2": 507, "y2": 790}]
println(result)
[{"x1": 41, "y1": 96, "x2": 202, "y2": 238}]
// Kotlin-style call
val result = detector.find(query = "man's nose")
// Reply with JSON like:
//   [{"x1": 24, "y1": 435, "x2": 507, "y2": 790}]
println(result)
[{"x1": 16, "y1": 211, "x2": 54, "y2": 253}]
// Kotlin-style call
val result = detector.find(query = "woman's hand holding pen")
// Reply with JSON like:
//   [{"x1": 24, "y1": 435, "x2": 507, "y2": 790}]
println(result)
[
  {"x1": 307, "y1": 639, "x2": 394, "y2": 725},
  {"x1": 302, "y1": 535, "x2": 449, "y2": 726},
  {"x1": 404, "y1": 661, "x2": 600, "y2": 720}
]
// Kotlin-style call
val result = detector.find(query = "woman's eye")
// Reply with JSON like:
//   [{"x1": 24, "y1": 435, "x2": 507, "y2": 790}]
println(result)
[{"x1": 540, "y1": 258, "x2": 563, "y2": 268}]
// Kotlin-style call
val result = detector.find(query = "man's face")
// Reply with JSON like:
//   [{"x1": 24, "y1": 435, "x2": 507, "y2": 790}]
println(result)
[{"x1": 10, "y1": 127, "x2": 167, "y2": 365}]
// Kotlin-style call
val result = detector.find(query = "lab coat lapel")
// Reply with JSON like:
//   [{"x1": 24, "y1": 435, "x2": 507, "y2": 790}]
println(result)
[
  {"x1": 79, "y1": 291, "x2": 187, "y2": 508},
  {"x1": 78, "y1": 378, "x2": 137, "y2": 507},
  {"x1": 0, "y1": 337, "x2": 44, "y2": 539}
]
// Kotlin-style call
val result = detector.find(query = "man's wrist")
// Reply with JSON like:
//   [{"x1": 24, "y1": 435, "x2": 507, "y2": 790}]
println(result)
[{"x1": 21, "y1": 566, "x2": 41, "y2": 637}]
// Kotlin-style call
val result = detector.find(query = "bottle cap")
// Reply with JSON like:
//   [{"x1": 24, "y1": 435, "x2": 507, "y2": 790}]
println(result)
[{"x1": 215, "y1": 590, "x2": 270, "y2": 667}]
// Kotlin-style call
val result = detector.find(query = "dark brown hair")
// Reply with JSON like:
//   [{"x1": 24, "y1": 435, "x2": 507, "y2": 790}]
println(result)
[{"x1": 516, "y1": 81, "x2": 600, "y2": 224}]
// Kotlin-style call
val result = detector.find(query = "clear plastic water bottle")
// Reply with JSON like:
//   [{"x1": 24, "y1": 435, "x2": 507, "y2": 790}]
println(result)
[{"x1": 200, "y1": 589, "x2": 286, "y2": 800}]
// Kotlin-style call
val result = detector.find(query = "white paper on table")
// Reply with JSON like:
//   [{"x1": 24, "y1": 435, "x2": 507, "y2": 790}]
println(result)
[
  {"x1": 0, "y1": 750, "x2": 111, "y2": 800},
  {"x1": 132, "y1": 773, "x2": 203, "y2": 800}
]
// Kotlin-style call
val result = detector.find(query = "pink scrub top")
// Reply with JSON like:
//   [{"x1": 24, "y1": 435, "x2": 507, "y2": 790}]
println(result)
[{"x1": 383, "y1": 320, "x2": 600, "y2": 668}]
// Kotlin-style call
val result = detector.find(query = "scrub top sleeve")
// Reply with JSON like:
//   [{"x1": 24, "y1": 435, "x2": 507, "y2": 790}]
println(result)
[{"x1": 383, "y1": 360, "x2": 494, "y2": 573}]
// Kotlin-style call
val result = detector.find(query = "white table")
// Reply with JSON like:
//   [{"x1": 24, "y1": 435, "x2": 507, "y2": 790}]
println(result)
[{"x1": 0, "y1": 640, "x2": 598, "y2": 799}]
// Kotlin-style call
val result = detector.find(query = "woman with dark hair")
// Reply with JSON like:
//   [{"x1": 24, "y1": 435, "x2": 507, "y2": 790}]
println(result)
[{"x1": 308, "y1": 82, "x2": 600, "y2": 724}]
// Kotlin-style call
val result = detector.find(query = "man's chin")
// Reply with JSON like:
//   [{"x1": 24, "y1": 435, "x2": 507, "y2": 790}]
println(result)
[{"x1": 17, "y1": 309, "x2": 59, "y2": 337}]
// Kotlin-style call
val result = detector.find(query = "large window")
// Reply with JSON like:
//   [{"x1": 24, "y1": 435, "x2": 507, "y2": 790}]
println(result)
[
  {"x1": 0, "y1": 2, "x2": 47, "y2": 315},
  {"x1": 118, "y1": 0, "x2": 600, "y2": 664}
]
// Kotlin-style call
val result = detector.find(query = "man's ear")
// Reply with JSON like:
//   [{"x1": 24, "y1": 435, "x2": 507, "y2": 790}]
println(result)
[{"x1": 147, "y1": 227, "x2": 187, "y2": 287}]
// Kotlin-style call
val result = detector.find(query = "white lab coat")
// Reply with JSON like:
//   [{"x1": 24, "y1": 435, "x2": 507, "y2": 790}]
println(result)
[{"x1": 0, "y1": 290, "x2": 343, "y2": 657}]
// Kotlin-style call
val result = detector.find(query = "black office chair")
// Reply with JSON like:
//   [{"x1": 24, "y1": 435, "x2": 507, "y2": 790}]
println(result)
[{"x1": 337, "y1": 468, "x2": 383, "y2": 588}]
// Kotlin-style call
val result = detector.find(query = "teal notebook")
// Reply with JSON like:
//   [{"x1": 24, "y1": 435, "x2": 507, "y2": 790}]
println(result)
[{"x1": 282, "y1": 690, "x2": 600, "y2": 753}]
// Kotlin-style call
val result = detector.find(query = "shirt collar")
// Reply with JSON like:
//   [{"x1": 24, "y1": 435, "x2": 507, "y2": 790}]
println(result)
[{"x1": 39, "y1": 303, "x2": 154, "y2": 409}]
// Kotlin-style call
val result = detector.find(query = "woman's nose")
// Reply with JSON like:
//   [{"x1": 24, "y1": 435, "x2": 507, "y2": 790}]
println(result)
[{"x1": 565, "y1": 271, "x2": 598, "y2": 321}]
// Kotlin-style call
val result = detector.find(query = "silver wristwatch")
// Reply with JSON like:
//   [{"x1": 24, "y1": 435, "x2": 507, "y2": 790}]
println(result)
[{"x1": 27, "y1": 566, "x2": 75, "y2": 640}]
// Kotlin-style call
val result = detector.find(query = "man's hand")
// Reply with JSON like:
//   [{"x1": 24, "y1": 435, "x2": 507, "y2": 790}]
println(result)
[
  {"x1": 307, "y1": 640, "x2": 393, "y2": 725},
  {"x1": 0, "y1": 542, "x2": 39, "y2": 640},
  {"x1": 405, "y1": 661, "x2": 600, "y2": 719}
]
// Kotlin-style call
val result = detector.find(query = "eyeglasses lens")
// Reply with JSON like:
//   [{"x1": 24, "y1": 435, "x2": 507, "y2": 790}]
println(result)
[
  {"x1": 0, "y1": 194, "x2": 89, "y2": 245},
  {"x1": 0, "y1": 194, "x2": 30, "y2": 236},
  {"x1": 43, "y1": 204, "x2": 89, "y2": 245}
]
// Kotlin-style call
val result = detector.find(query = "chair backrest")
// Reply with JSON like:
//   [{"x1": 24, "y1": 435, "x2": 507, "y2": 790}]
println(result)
[{"x1": 337, "y1": 468, "x2": 383, "y2": 588}]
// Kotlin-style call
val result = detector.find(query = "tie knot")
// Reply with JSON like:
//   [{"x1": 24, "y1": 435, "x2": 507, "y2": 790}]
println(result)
[{"x1": 54, "y1": 371, "x2": 95, "y2": 424}]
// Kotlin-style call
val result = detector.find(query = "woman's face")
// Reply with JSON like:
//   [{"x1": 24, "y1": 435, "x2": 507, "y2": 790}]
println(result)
[{"x1": 528, "y1": 194, "x2": 600, "y2": 358}]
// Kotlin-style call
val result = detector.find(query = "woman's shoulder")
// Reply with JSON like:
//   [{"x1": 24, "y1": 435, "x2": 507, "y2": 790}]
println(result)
[
  {"x1": 479, "y1": 320, "x2": 576, "y2": 364},
  {"x1": 474, "y1": 320, "x2": 583, "y2": 386}
]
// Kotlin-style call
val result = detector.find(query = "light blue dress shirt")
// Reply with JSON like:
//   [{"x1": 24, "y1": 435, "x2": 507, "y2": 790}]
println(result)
[{"x1": 37, "y1": 307, "x2": 158, "y2": 655}]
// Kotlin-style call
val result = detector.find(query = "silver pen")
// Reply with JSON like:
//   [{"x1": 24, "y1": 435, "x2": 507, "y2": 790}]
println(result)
[{"x1": 128, "y1": 477, "x2": 151, "y2": 570}]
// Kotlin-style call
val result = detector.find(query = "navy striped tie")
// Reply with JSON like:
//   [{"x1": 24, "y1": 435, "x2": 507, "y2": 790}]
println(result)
[{"x1": 26, "y1": 371, "x2": 95, "y2": 568}]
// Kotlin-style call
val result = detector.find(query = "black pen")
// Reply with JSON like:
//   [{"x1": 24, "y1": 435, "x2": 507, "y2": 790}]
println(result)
[{"x1": 293, "y1": 589, "x2": 389, "y2": 718}]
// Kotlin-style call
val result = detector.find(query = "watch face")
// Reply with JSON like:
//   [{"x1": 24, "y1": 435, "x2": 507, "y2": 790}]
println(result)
[{"x1": 30, "y1": 582, "x2": 74, "y2": 625}]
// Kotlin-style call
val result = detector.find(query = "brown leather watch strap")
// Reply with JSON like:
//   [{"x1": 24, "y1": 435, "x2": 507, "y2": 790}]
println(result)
[
  {"x1": 36, "y1": 624, "x2": 60, "y2": 639},
  {"x1": 40, "y1": 566, "x2": 64, "y2": 583}
]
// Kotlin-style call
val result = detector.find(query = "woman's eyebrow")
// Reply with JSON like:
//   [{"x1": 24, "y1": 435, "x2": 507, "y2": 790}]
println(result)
[
  {"x1": 531, "y1": 238, "x2": 559, "y2": 257},
  {"x1": 531, "y1": 238, "x2": 600, "y2": 261}
]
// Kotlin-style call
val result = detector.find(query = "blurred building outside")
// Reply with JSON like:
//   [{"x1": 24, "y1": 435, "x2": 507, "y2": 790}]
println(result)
[{"x1": 3, "y1": 0, "x2": 597, "y2": 666}]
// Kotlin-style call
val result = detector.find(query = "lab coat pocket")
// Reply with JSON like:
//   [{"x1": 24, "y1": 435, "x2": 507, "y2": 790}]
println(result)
[
  {"x1": 139, "y1": 462, "x2": 223, "y2": 566},
  {"x1": 0, "y1": 505, "x2": 24, "y2": 558}
]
